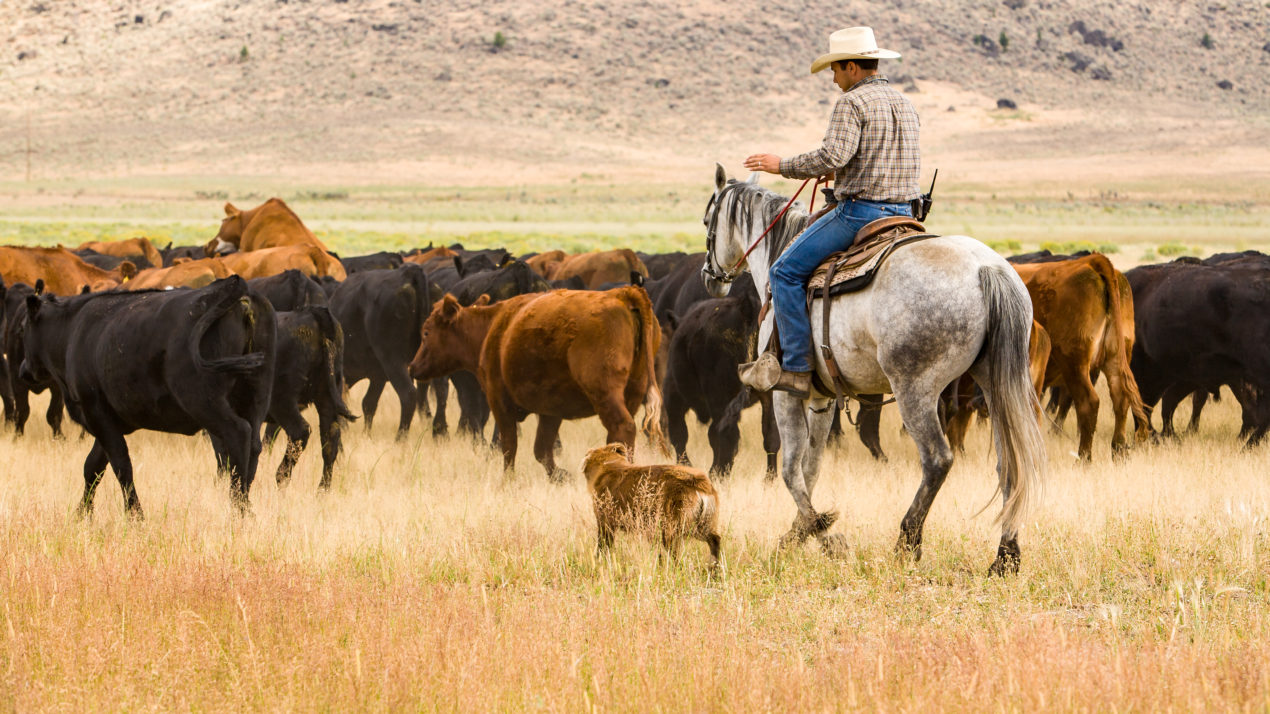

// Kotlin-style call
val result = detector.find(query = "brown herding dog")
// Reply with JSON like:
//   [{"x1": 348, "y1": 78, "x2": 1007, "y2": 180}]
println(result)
[{"x1": 581, "y1": 443, "x2": 721, "y2": 568}]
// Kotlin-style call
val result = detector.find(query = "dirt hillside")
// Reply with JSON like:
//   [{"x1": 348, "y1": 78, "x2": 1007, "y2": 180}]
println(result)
[{"x1": 2, "y1": 0, "x2": 1267, "y2": 184}]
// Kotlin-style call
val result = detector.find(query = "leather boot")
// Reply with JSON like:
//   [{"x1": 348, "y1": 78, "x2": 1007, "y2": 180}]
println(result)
[{"x1": 773, "y1": 370, "x2": 811, "y2": 399}]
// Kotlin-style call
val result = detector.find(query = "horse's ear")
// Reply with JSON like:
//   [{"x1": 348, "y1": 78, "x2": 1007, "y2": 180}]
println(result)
[
  {"x1": 714, "y1": 162, "x2": 728, "y2": 192},
  {"x1": 747, "y1": 172, "x2": 761, "y2": 185}
]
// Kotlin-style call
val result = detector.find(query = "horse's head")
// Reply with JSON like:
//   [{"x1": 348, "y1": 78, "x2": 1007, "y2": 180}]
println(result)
[{"x1": 701, "y1": 163, "x2": 757, "y2": 297}]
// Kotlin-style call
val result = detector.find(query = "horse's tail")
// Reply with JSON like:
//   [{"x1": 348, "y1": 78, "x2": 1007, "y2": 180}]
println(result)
[
  {"x1": 1086, "y1": 253, "x2": 1150, "y2": 436},
  {"x1": 977, "y1": 266, "x2": 1047, "y2": 538},
  {"x1": 624, "y1": 287, "x2": 672, "y2": 456}
]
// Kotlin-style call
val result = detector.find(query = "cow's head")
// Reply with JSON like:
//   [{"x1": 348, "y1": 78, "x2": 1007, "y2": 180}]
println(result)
[
  {"x1": 18, "y1": 293, "x2": 53, "y2": 385},
  {"x1": 408, "y1": 294, "x2": 489, "y2": 380},
  {"x1": 206, "y1": 202, "x2": 245, "y2": 256}
]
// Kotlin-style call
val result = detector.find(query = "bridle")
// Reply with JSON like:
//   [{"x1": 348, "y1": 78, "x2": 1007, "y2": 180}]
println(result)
[{"x1": 702, "y1": 177, "x2": 823, "y2": 285}]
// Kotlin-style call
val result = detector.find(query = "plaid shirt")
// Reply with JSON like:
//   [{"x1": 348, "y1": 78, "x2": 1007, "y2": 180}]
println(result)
[{"x1": 779, "y1": 75, "x2": 922, "y2": 203}]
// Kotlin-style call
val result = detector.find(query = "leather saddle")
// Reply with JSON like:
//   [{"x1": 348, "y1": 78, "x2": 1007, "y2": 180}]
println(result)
[{"x1": 807, "y1": 216, "x2": 936, "y2": 301}]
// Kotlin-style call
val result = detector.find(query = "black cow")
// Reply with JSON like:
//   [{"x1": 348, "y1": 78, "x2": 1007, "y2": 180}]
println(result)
[
  {"x1": 266, "y1": 307, "x2": 357, "y2": 488},
  {"x1": 662, "y1": 286, "x2": 779, "y2": 478},
  {"x1": 1127, "y1": 259, "x2": 1270, "y2": 445},
  {"x1": 340, "y1": 251, "x2": 404, "y2": 274},
  {"x1": 160, "y1": 243, "x2": 208, "y2": 266},
  {"x1": 638, "y1": 251, "x2": 693, "y2": 281},
  {"x1": 328, "y1": 264, "x2": 433, "y2": 439},
  {"x1": 449, "y1": 244, "x2": 512, "y2": 269},
  {"x1": 20, "y1": 276, "x2": 276, "y2": 515},
  {"x1": 73, "y1": 249, "x2": 155, "y2": 272},
  {"x1": 248, "y1": 270, "x2": 328, "y2": 312},
  {"x1": 2, "y1": 280, "x2": 66, "y2": 437}
]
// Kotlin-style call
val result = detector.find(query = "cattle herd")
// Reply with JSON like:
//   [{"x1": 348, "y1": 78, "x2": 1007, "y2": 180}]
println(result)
[{"x1": 1, "y1": 196, "x2": 1268, "y2": 559}]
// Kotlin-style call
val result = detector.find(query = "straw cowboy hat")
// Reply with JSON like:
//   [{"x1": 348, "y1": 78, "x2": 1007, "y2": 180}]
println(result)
[{"x1": 809, "y1": 27, "x2": 901, "y2": 74}]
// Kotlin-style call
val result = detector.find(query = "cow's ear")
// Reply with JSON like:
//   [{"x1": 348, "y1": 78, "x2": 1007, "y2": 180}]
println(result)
[
  {"x1": 33, "y1": 279, "x2": 45, "y2": 296},
  {"x1": 119, "y1": 261, "x2": 138, "y2": 280},
  {"x1": 223, "y1": 202, "x2": 239, "y2": 217},
  {"x1": 714, "y1": 162, "x2": 728, "y2": 192},
  {"x1": 473, "y1": 294, "x2": 491, "y2": 307},
  {"x1": 25, "y1": 294, "x2": 41, "y2": 320},
  {"x1": 437, "y1": 294, "x2": 462, "y2": 320},
  {"x1": 630, "y1": 270, "x2": 644, "y2": 287},
  {"x1": 664, "y1": 310, "x2": 679, "y2": 331},
  {"x1": 453, "y1": 256, "x2": 466, "y2": 276},
  {"x1": 81, "y1": 285, "x2": 92, "y2": 294}
]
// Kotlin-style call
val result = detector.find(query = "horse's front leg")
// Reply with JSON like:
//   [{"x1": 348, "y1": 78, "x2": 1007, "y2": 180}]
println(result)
[
  {"x1": 774, "y1": 392, "x2": 838, "y2": 549},
  {"x1": 804, "y1": 398, "x2": 849, "y2": 557}
]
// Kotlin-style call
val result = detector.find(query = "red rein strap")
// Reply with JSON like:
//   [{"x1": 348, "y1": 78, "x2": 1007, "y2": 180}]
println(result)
[{"x1": 728, "y1": 175, "x2": 830, "y2": 273}]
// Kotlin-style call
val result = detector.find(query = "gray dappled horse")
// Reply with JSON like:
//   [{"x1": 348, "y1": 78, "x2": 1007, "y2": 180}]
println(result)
[{"x1": 701, "y1": 165, "x2": 1046, "y2": 574}]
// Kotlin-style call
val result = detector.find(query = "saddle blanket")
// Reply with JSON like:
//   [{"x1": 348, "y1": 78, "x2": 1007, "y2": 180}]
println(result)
[{"x1": 806, "y1": 216, "x2": 937, "y2": 301}]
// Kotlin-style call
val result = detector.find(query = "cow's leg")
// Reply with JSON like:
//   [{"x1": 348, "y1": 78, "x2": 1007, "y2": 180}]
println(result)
[
  {"x1": 1243, "y1": 386, "x2": 1269, "y2": 447},
  {"x1": 270, "y1": 405, "x2": 311, "y2": 488},
  {"x1": 856, "y1": 397, "x2": 887, "y2": 461},
  {"x1": 386, "y1": 368, "x2": 417, "y2": 439},
  {"x1": 1063, "y1": 366, "x2": 1099, "y2": 461},
  {"x1": 1047, "y1": 387, "x2": 1072, "y2": 433},
  {"x1": 758, "y1": 391, "x2": 780, "y2": 481},
  {"x1": 1159, "y1": 384, "x2": 1188, "y2": 439},
  {"x1": 1188, "y1": 389, "x2": 1211, "y2": 433},
  {"x1": 706, "y1": 410, "x2": 740, "y2": 479},
  {"x1": 664, "y1": 383, "x2": 692, "y2": 466},
  {"x1": 46, "y1": 385, "x2": 65, "y2": 439},
  {"x1": 1102, "y1": 366, "x2": 1135, "y2": 454},
  {"x1": 593, "y1": 394, "x2": 637, "y2": 453},
  {"x1": 96, "y1": 429, "x2": 143, "y2": 518},
  {"x1": 315, "y1": 403, "x2": 343, "y2": 490},
  {"x1": 489, "y1": 398, "x2": 519, "y2": 473},
  {"x1": 11, "y1": 384, "x2": 30, "y2": 436},
  {"x1": 429, "y1": 377, "x2": 449, "y2": 437},
  {"x1": 415, "y1": 379, "x2": 431, "y2": 418},
  {"x1": 79, "y1": 440, "x2": 110, "y2": 517},
  {"x1": 453, "y1": 372, "x2": 488, "y2": 440},
  {"x1": 208, "y1": 415, "x2": 258, "y2": 514},
  {"x1": 361, "y1": 379, "x2": 385, "y2": 433},
  {"x1": 0, "y1": 367, "x2": 14, "y2": 430},
  {"x1": 262, "y1": 421, "x2": 283, "y2": 447},
  {"x1": 532, "y1": 415, "x2": 567, "y2": 482}
]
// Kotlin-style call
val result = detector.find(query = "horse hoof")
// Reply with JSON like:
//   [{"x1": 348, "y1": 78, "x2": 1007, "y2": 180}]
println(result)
[
  {"x1": 818, "y1": 533, "x2": 850, "y2": 559},
  {"x1": 987, "y1": 555, "x2": 1019, "y2": 577}
]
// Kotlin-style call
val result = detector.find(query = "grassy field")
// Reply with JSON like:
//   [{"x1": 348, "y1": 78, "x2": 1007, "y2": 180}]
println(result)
[
  {"x1": 1, "y1": 381, "x2": 1268, "y2": 711},
  {"x1": 0, "y1": 176, "x2": 1268, "y2": 263}
]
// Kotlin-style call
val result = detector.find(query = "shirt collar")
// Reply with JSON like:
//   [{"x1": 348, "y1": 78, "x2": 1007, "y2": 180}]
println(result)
[{"x1": 848, "y1": 75, "x2": 889, "y2": 93}]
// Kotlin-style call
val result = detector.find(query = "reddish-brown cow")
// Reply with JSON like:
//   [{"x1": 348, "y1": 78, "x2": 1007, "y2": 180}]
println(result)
[
  {"x1": 205, "y1": 197, "x2": 335, "y2": 257},
  {"x1": 1012, "y1": 254, "x2": 1149, "y2": 458},
  {"x1": 550, "y1": 249, "x2": 649, "y2": 289},
  {"x1": 408, "y1": 287, "x2": 670, "y2": 478},
  {"x1": 0, "y1": 246, "x2": 137, "y2": 295},
  {"x1": 127, "y1": 258, "x2": 234, "y2": 290},
  {"x1": 945, "y1": 320, "x2": 1052, "y2": 452},
  {"x1": 76, "y1": 237, "x2": 163, "y2": 269},
  {"x1": 220, "y1": 244, "x2": 347, "y2": 281}
]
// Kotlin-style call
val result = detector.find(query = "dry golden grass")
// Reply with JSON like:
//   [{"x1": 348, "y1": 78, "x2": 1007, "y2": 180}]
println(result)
[{"x1": 2, "y1": 383, "x2": 1269, "y2": 711}]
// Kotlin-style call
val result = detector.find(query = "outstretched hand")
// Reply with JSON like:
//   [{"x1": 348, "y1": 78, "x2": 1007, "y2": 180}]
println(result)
[{"x1": 743, "y1": 153, "x2": 781, "y2": 174}]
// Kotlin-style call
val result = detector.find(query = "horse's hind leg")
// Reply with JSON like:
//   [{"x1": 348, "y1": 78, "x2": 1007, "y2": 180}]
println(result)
[{"x1": 893, "y1": 387, "x2": 954, "y2": 562}]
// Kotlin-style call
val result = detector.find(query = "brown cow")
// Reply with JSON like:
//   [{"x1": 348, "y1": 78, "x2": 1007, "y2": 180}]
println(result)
[
  {"x1": 945, "y1": 320, "x2": 1052, "y2": 452},
  {"x1": 1012, "y1": 254, "x2": 1149, "y2": 458},
  {"x1": 127, "y1": 258, "x2": 234, "y2": 290},
  {"x1": 581, "y1": 442, "x2": 721, "y2": 568},
  {"x1": 76, "y1": 237, "x2": 162, "y2": 269},
  {"x1": 205, "y1": 197, "x2": 334, "y2": 256},
  {"x1": 0, "y1": 246, "x2": 136, "y2": 295},
  {"x1": 551, "y1": 249, "x2": 649, "y2": 289},
  {"x1": 408, "y1": 287, "x2": 670, "y2": 479},
  {"x1": 220, "y1": 244, "x2": 347, "y2": 281},
  {"x1": 403, "y1": 246, "x2": 458, "y2": 267},
  {"x1": 524, "y1": 250, "x2": 567, "y2": 279}
]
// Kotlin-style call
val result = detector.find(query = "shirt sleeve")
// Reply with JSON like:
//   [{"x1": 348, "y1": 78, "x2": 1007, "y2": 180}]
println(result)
[{"x1": 779, "y1": 96, "x2": 862, "y2": 179}]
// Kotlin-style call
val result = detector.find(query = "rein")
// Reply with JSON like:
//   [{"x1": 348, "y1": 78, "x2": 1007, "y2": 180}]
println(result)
[{"x1": 704, "y1": 175, "x2": 830, "y2": 284}]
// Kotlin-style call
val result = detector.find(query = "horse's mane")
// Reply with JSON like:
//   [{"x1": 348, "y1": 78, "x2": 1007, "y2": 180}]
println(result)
[{"x1": 718, "y1": 180, "x2": 811, "y2": 261}]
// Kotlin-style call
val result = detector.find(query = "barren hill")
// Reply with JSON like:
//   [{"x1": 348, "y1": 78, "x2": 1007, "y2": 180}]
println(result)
[{"x1": 2, "y1": 0, "x2": 1268, "y2": 186}]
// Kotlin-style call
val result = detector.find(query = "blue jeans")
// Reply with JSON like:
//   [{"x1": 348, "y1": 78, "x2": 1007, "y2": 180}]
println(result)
[{"x1": 770, "y1": 199, "x2": 913, "y2": 372}]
